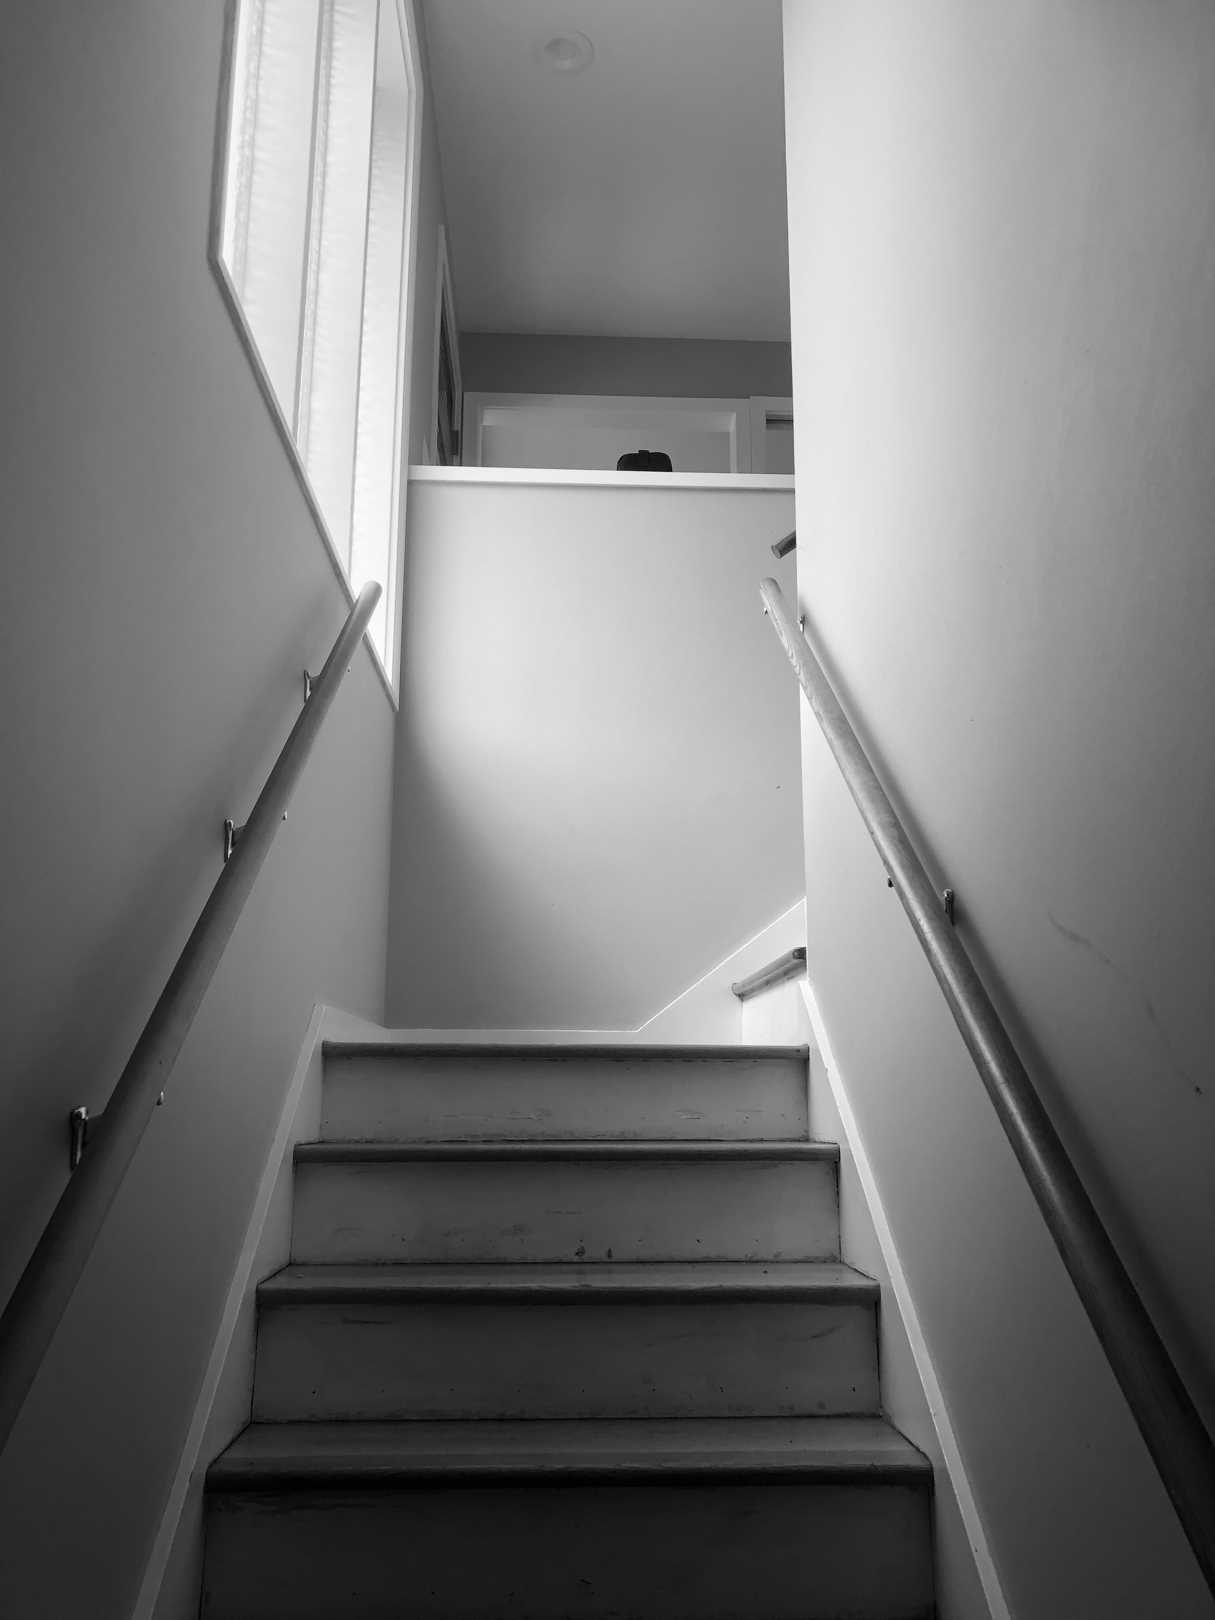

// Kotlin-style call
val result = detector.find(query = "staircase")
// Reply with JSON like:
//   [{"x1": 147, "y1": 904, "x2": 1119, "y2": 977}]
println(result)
[{"x1": 202, "y1": 1042, "x2": 934, "y2": 1618}]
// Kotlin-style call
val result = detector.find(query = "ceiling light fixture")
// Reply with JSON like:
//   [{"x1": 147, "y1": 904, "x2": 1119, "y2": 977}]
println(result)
[{"x1": 535, "y1": 31, "x2": 594, "y2": 75}]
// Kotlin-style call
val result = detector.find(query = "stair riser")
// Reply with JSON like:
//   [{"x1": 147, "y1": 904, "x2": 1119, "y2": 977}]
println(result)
[
  {"x1": 203, "y1": 1481, "x2": 933, "y2": 1620},
  {"x1": 320, "y1": 1052, "x2": 808, "y2": 1142},
  {"x1": 253, "y1": 1299, "x2": 879, "y2": 1421},
  {"x1": 291, "y1": 1158, "x2": 840, "y2": 1264}
]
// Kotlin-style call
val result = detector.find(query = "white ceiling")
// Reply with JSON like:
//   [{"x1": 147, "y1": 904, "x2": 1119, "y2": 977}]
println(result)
[{"x1": 419, "y1": 0, "x2": 790, "y2": 342}]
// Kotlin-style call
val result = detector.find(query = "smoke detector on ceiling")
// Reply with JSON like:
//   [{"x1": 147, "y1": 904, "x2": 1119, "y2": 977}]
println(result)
[{"x1": 534, "y1": 31, "x2": 595, "y2": 74}]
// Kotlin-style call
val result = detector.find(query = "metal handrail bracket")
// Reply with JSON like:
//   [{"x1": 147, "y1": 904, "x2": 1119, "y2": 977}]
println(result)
[
  {"x1": 0, "y1": 582, "x2": 381, "y2": 1456},
  {"x1": 759, "y1": 575, "x2": 1215, "y2": 1596}
]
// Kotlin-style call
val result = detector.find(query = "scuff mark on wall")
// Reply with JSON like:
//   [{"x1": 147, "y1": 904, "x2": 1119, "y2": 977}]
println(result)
[{"x1": 1047, "y1": 912, "x2": 1202, "y2": 1097}]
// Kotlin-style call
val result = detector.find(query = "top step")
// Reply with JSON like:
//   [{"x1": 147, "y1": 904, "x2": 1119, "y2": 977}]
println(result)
[{"x1": 321, "y1": 1043, "x2": 809, "y2": 1143}]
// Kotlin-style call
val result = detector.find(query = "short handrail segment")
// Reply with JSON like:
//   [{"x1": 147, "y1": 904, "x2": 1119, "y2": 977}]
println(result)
[
  {"x1": 0, "y1": 582, "x2": 381, "y2": 1457},
  {"x1": 731, "y1": 947, "x2": 807, "y2": 1001},
  {"x1": 759, "y1": 576, "x2": 1215, "y2": 1596}
]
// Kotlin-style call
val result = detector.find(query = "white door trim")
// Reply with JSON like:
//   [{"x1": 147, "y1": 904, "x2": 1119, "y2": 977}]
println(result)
[{"x1": 748, "y1": 396, "x2": 794, "y2": 474}]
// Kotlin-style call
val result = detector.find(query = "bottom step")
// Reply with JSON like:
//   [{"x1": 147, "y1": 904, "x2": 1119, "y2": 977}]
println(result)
[{"x1": 204, "y1": 1418, "x2": 933, "y2": 1620}]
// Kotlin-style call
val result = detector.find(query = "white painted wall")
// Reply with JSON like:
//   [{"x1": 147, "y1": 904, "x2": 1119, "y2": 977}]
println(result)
[
  {"x1": 142, "y1": 1002, "x2": 382, "y2": 1620},
  {"x1": 385, "y1": 471, "x2": 801, "y2": 1029},
  {"x1": 741, "y1": 978, "x2": 997, "y2": 1620},
  {"x1": 0, "y1": 2, "x2": 404, "y2": 1614},
  {"x1": 461, "y1": 333, "x2": 793, "y2": 404},
  {"x1": 641, "y1": 902, "x2": 803, "y2": 1045},
  {"x1": 141, "y1": 1006, "x2": 328, "y2": 1620},
  {"x1": 783, "y1": 3, "x2": 1215, "y2": 1615}
]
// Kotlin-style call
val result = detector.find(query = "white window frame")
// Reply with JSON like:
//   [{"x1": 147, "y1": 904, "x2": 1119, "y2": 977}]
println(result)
[{"x1": 208, "y1": 0, "x2": 426, "y2": 701}]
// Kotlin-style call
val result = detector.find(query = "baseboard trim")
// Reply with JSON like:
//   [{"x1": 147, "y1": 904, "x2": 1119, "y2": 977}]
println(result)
[{"x1": 798, "y1": 980, "x2": 1011, "y2": 1620}]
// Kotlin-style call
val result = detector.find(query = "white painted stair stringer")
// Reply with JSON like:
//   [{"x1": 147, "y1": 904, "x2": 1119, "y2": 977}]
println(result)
[
  {"x1": 132, "y1": 1002, "x2": 331, "y2": 1620},
  {"x1": 799, "y1": 977, "x2": 1011, "y2": 1620}
]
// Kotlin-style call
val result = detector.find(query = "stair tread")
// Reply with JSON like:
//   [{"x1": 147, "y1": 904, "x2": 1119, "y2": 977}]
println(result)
[
  {"x1": 295, "y1": 1138, "x2": 837, "y2": 1163},
  {"x1": 209, "y1": 1416, "x2": 928, "y2": 1489},
  {"x1": 259, "y1": 1261, "x2": 875, "y2": 1304},
  {"x1": 323, "y1": 1042, "x2": 809, "y2": 1062}
]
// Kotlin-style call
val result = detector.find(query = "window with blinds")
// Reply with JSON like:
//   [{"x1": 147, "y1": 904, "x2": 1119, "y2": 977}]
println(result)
[{"x1": 214, "y1": 0, "x2": 422, "y2": 682}]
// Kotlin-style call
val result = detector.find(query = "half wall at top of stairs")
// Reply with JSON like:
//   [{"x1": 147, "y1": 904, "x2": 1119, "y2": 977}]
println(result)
[{"x1": 387, "y1": 476, "x2": 800, "y2": 1029}]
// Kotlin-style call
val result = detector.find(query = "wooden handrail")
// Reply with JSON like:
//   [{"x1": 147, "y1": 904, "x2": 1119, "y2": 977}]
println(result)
[
  {"x1": 759, "y1": 576, "x2": 1215, "y2": 1596},
  {"x1": 0, "y1": 582, "x2": 381, "y2": 1456}
]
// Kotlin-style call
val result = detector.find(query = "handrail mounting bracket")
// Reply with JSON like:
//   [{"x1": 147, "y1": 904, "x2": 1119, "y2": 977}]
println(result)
[
  {"x1": 223, "y1": 818, "x2": 244, "y2": 865},
  {"x1": 68, "y1": 1106, "x2": 90, "y2": 1173}
]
